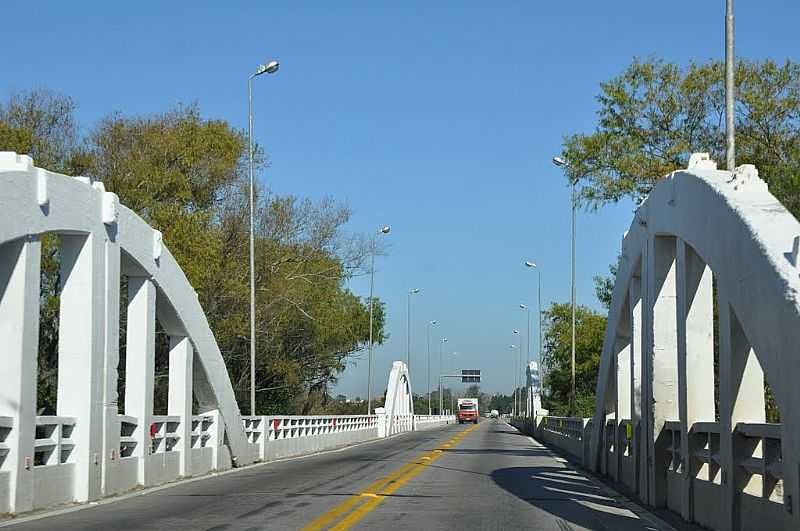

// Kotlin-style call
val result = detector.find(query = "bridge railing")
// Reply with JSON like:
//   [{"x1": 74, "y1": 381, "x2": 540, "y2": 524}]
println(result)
[
  {"x1": 511, "y1": 415, "x2": 791, "y2": 531},
  {"x1": 413, "y1": 414, "x2": 456, "y2": 430}
]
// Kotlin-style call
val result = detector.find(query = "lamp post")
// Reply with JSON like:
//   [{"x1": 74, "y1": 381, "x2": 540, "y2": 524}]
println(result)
[
  {"x1": 248, "y1": 59, "x2": 279, "y2": 416},
  {"x1": 367, "y1": 225, "x2": 391, "y2": 415},
  {"x1": 726, "y1": 0, "x2": 735, "y2": 172},
  {"x1": 519, "y1": 304, "x2": 530, "y2": 416},
  {"x1": 407, "y1": 288, "x2": 421, "y2": 372},
  {"x1": 426, "y1": 320, "x2": 438, "y2": 415},
  {"x1": 509, "y1": 344, "x2": 518, "y2": 415},
  {"x1": 450, "y1": 351, "x2": 458, "y2": 413},
  {"x1": 513, "y1": 330, "x2": 521, "y2": 415},
  {"x1": 438, "y1": 337, "x2": 448, "y2": 414},
  {"x1": 524, "y1": 261, "x2": 543, "y2": 399},
  {"x1": 553, "y1": 156, "x2": 576, "y2": 415}
]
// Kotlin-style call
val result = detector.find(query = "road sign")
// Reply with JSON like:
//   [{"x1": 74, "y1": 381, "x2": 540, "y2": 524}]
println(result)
[{"x1": 461, "y1": 369, "x2": 481, "y2": 383}]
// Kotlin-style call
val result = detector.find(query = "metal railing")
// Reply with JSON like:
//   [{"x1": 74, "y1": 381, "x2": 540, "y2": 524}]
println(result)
[{"x1": 541, "y1": 416, "x2": 588, "y2": 440}]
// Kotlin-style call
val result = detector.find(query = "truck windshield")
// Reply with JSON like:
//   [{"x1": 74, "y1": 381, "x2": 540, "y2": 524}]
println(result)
[{"x1": 459, "y1": 405, "x2": 476, "y2": 410}]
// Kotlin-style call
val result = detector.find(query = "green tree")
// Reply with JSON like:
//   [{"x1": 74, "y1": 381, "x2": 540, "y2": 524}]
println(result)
[
  {"x1": 560, "y1": 58, "x2": 800, "y2": 217},
  {"x1": 1, "y1": 91, "x2": 384, "y2": 415},
  {"x1": 541, "y1": 303, "x2": 607, "y2": 417}
]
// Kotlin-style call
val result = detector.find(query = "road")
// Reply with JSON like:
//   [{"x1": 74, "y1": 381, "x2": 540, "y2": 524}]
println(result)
[{"x1": 4, "y1": 420, "x2": 667, "y2": 530}]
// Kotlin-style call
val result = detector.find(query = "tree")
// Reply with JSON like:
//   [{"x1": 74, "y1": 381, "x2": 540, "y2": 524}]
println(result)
[
  {"x1": 560, "y1": 58, "x2": 800, "y2": 217},
  {"x1": 1, "y1": 91, "x2": 383, "y2": 415},
  {"x1": 541, "y1": 303, "x2": 607, "y2": 417},
  {"x1": 593, "y1": 262, "x2": 617, "y2": 312}
]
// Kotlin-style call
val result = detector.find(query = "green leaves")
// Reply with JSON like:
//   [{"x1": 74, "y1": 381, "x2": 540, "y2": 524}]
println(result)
[
  {"x1": 562, "y1": 58, "x2": 800, "y2": 217},
  {"x1": 1, "y1": 91, "x2": 381, "y2": 415},
  {"x1": 541, "y1": 303, "x2": 607, "y2": 417}
]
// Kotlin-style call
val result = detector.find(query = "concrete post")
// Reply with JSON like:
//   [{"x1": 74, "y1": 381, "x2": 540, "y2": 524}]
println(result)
[
  {"x1": 376, "y1": 408, "x2": 387, "y2": 438},
  {"x1": 675, "y1": 240, "x2": 715, "y2": 520},
  {"x1": 100, "y1": 231, "x2": 120, "y2": 497},
  {"x1": 647, "y1": 235, "x2": 680, "y2": 507},
  {"x1": 0, "y1": 237, "x2": 41, "y2": 513},
  {"x1": 629, "y1": 272, "x2": 644, "y2": 499},
  {"x1": 718, "y1": 289, "x2": 766, "y2": 531},
  {"x1": 57, "y1": 234, "x2": 106, "y2": 503},
  {"x1": 125, "y1": 276, "x2": 156, "y2": 486},
  {"x1": 168, "y1": 336, "x2": 193, "y2": 477}
]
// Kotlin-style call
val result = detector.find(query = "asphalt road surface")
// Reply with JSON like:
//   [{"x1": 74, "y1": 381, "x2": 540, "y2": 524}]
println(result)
[{"x1": 4, "y1": 420, "x2": 668, "y2": 530}]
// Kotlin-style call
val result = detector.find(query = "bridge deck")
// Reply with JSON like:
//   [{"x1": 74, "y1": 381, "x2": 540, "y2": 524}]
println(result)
[{"x1": 3, "y1": 421, "x2": 669, "y2": 530}]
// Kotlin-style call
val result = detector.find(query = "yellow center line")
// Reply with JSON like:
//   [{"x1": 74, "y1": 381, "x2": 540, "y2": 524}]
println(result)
[{"x1": 301, "y1": 423, "x2": 480, "y2": 531}]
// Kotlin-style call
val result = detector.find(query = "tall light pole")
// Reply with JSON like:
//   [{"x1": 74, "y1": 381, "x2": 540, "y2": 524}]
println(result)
[
  {"x1": 508, "y1": 344, "x2": 518, "y2": 415},
  {"x1": 726, "y1": 0, "x2": 735, "y2": 171},
  {"x1": 513, "y1": 330, "x2": 521, "y2": 415},
  {"x1": 248, "y1": 59, "x2": 279, "y2": 416},
  {"x1": 438, "y1": 337, "x2": 448, "y2": 414},
  {"x1": 407, "y1": 288, "x2": 421, "y2": 372},
  {"x1": 553, "y1": 156, "x2": 576, "y2": 415},
  {"x1": 450, "y1": 351, "x2": 458, "y2": 413},
  {"x1": 519, "y1": 304, "x2": 530, "y2": 416},
  {"x1": 524, "y1": 261, "x2": 543, "y2": 397},
  {"x1": 426, "y1": 320, "x2": 438, "y2": 414},
  {"x1": 367, "y1": 225, "x2": 391, "y2": 415}
]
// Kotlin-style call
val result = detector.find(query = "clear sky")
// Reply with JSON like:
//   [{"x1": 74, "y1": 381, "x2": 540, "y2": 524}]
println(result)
[{"x1": 4, "y1": 1, "x2": 799, "y2": 397}]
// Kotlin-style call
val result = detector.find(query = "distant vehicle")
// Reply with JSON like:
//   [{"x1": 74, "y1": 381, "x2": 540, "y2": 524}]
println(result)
[
  {"x1": 490, "y1": 409, "x2": 499, "y2": 419},
  {"x1": 457, "y1": 398, "x2": 479, "y2": 424}
]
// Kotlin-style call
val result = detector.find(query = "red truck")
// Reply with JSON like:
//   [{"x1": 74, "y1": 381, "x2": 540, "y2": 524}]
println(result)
[{"x1": 457, "y1": 398, "x2": 479, "y2": 424}]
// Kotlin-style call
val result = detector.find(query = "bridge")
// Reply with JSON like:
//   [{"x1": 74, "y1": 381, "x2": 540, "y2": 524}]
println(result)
[{"x1": 0, "y1": 151, "x2": 798, "y2": 530}]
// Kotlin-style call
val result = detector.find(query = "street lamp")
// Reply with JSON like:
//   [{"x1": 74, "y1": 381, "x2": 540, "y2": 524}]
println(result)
[
  {"x1": 407, "y1": 288, "x2": 421, "y2": 373},
  {"x1": 248, "y1": 59, "x2": 279, "y2": 416},
  {"x1": 553, "y1": 156, "x2": 577, "y2": 415},
  {"x1": 513, "y1": 329, "x2": 521, "y2": 415},
  {"x1": 426, "y1": 320, "x2": 438, "y2": 414},
  {"x1": 450, "y1": 351, "x2": 458, "y2": 413},
  {"x1": 509, "y1": 344, "x2": 519, "y2": 416},
  {"x1": 367, "y1": 225, "x2": 391, "y2": 415},
  {"x1": 519, "y1": 304, "x2": 530, "y2": 416},
  {"x1": 438, "y1": 337, "x2": 448, "y2": 414},
  {"x1": 525, "y1": 260, "x2": 543, "y2": 411}
]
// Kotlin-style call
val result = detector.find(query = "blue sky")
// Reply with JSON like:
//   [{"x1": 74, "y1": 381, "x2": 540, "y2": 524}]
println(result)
[{"x1": 4, "y1": 1, "x2": 799, "y2": 397}]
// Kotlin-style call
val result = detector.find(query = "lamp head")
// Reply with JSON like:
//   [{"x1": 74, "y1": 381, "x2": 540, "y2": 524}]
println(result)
[
  {"x1": 552, "y1": 156, "x2": 568, "y2": 167},
  {"x1": 378, "y1": 225, "x2": 391, "y2": 234},
  {"x1": 255, "y1": 60, "x2": 280, "y2": 76},
  {"x1": 410, "y1": 288, "x2": 420, "y2": 294},
  {"x1": 513, "y1": 329, "x2": 520, "y2": 334},
  {"x1": 524, "y1": 260, "x2": 537, "y2": 268},
  {"x1": 519, "y1": 304, "x2": 527, "y2": 309}
]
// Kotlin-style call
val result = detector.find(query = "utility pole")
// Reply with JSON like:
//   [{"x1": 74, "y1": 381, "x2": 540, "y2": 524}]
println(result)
[{"x1": 726, "y1": 0, "x2": 736, "y2": 171}]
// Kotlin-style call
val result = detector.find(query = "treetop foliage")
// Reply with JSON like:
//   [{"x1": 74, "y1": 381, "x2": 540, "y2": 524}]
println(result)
[
  {"x1": 1, "y1": 89, "x2": 383, "y2": 415},
  {"x1": 561, "y1": 58, "x2": 800, "y2": 216}
]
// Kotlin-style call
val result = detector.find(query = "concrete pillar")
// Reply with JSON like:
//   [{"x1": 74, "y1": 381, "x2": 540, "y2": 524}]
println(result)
[
  {"x1": 168, "y1": 336, "x2": 193, "y2": 477},
  {"x1": 100, "y1": 233, "x2": 120, "y2": 496},
  {"x1": 646, "y1": 235, "x2": 680, "y2": 507},
  {"x1": 0, "y1": 237, "x2": 41, "y2": 513},
  {"x1": 57, "y1": 234, "x2": 106, "y2": 502},
  {"x1": 718, "y1": 289, "x2": 766, "y2": 531},
  {"x1": 124, "y1": 276, "x2": 156, "y2": 486},
  {"x1": 630, "y1": 271, "x2": 645, "y2": 499},
  {"x1": 675, "y1": 240, "x2": 715, "y2": 520}
]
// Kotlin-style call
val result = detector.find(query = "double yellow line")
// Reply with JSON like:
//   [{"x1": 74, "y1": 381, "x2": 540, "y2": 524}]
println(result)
[{"x1": 302, "y1": 423, "x2": 480, "y2": 530}]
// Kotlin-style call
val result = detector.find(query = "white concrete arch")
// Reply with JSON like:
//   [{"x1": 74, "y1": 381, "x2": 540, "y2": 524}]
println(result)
[
  {"x1": 0, "y1": 153, "x2": 252, "y2": 513},
  {"x1": 590, "y1": 154, "x2": 800, "y2": 529},
  {"x1": 383, "y1": 361, "x2": 414, "y2": 435}
]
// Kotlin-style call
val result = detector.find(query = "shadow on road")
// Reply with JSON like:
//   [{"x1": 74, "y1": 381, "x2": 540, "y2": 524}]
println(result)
[{"x1": 491, "y1": 466, "x2": 653, "y2": 530}]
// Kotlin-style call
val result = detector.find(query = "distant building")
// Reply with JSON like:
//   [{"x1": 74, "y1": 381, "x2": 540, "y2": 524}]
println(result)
[{"x1": 335, "y1": 394, "x2": 347, "y2": 402}]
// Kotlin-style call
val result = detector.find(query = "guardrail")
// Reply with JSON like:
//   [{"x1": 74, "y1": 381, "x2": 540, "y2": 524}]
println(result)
[
  {"x1": 510, "y1": 415, "x2": 790, "y2": 531},
  {"x1": 0, "y1": 409, "x2": 454, "y2": 516}
]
